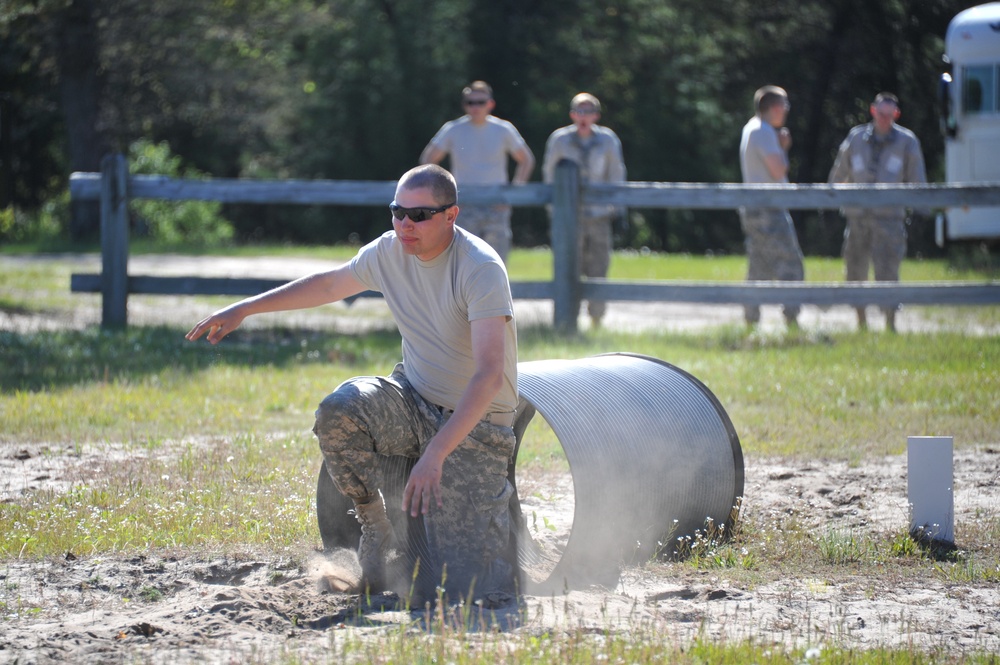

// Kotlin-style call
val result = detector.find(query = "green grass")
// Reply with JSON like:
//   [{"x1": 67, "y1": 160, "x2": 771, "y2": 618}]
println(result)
[
  {"x1": 411, "y1": 243, "x2": 975, "y2": 284},
  {"x1": 2, "y1": 325, "x2": 997, "y2": 459},
  {"x1": 2, "y1": 247, "x2": 999, "y2": 663},
  {"x1": 4, "y1": 242, "x2": 995, "y2": 284},
  {"x1": 302, "y1": 626, "x2": 1000, "y2": 665}
]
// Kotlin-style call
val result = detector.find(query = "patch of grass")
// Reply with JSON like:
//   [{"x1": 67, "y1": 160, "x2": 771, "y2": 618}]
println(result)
[
  {"x1": 611, "y1": 251, "x2": 994, "y2": 283},
  {"x1": 509, "y1": 249, "x2": 998, "y2": 283},
  {"x1": 696, "y1": 497, "x2": 1000, "y2": 593},
  {"x1": 0, "y1": 261, "x2": 87, "y2": 312},
  {"x1": 671, "y1": 518, "x2": 758, "y2": 571},
  {"x1": 515, "y1": 413, "x2": 567, "y2": 473},
  {"x1": 519, "y1": 325, "x2": 1000, "y2": 462},
  {"x1": 289, "y1": 620, "x2": 998, "y2": 664},
  {"x1": 889, "y1": 531, "x2": 923, "y2": 558},
  {"x1": 0, "y1": 326, "x2": 403, "y2": 442},
  {"x1": 1, "y1": 433, "x2": 319, "y2": 557},
  {"x1": 2, "y1": 323, "x2": 998, "y2": 460},
  {"x1": 934, "y1": 558, "x2": 1000, "y2": 584},
  {"x1": 933, "y1": 513, "x2": 1000, "y2": 583},
  {"x1": 817, "y1": 529, "x2": 879, "y2": 565}
]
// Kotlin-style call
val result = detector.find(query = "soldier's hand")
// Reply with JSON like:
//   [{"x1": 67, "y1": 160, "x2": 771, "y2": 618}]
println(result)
[
  {"x1": 186, "y1": 306, "x2": 247, "y2": 345},
  {"x1": 779, "y1": 127, "x2": 792, "y2": 151},
  {"x1": 402, "y1": 453, "x2": 444, "y2": 517}
]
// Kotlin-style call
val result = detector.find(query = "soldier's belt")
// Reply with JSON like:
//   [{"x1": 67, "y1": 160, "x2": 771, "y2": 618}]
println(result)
[{"x1": 438, "y1": 407, "x2": 516, "y2": 428}]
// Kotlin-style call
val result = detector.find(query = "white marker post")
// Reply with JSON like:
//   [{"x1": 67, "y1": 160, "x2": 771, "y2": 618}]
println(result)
[{"x1": 907, "y1": 436, "x2": 954, "y2": 545}]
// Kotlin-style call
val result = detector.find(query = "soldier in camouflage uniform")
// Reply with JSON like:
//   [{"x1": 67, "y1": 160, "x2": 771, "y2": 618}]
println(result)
[
  {"x1": 739, "y1": 85, "x2": 805, "y2": 327},
  {"x1": 542, "y1": 93, "x2": 627, "y2": 327},
  {"x1": 187, "y1": 164, "x2": 518, "y2": 605},
  {"x1": 829, "y1": 92, "x2": 927, "y2": 332}
]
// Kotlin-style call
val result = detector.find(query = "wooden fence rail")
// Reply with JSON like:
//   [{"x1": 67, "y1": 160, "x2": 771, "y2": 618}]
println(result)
[{"x1": 69, "y1": 153, "x2": 1000, "y2": 330}]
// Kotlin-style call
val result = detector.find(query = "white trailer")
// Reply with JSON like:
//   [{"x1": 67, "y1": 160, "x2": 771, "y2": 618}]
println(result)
[{"x1": 939, "y1": 2, "x2": 1000, "y2": 244}]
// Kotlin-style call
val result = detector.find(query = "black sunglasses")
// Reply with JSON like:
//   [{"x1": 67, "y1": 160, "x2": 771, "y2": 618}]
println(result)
[
  {"x1": 463, "y1": 99, "x2": 489, "y2": 106},
  {"x1": 389, "y1": 202, "x2": 455, "y2": 222}
]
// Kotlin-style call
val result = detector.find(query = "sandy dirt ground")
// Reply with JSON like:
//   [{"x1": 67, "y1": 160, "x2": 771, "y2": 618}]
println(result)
[
  {"x1": 2, "y1": 446, "x2": 998, "y2": 664},
  {"x1": 2, "y1": 254, "x2": 999, "y2": 663}
]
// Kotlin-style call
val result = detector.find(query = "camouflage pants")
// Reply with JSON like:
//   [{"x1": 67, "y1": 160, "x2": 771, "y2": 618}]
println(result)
[
  {"x1": 457, "y1": 205, "x2": 513, "y2": 263},
  {"x1": 739, "y1": 208, "x2": 805, "y2": 324},
  {"x1": 579, "y1": 215, "x2": 613, "y2": 321},
  {"x1": 843, "y1": 213, "x2": 906, "y2": 314},
  {"x1": 312, "y1": 363, "x2": 516, "y2": 598}
]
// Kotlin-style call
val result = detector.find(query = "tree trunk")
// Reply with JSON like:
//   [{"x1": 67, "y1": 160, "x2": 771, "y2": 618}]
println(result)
[{"x1": 55, "y1": 0, "x2": 107, "y2": 241}]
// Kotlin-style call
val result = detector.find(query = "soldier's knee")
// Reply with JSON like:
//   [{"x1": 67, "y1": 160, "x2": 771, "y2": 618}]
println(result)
[{"x1": 314, "y1": 384, "x2": 367, "y2": 436}]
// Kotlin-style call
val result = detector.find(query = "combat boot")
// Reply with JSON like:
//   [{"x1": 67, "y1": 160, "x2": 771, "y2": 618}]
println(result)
[{"x1": 353, "y1": 493, "x2": 396, "y2": 590}]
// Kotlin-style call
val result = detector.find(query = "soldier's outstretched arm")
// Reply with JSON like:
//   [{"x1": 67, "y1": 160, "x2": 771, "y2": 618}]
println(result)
[{"x1": 186, "y1": 265, "x2": 365, "y2": 345}]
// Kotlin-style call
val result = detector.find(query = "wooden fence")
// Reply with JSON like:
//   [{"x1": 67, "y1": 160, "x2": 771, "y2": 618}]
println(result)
[{"x1": 69, "y1": 153, "x2": 1000, "y2": 330}]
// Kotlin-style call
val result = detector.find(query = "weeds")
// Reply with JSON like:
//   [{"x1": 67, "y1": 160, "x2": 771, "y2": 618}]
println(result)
[
  {"x1": 1, "y1": 434, "x2": 318, "y2": 557},
  {"x1": 934, "y1": 558, "x2": 1000, "y2": 584},
  {"x1": 889, "y1": 531, "x2": 922, "y2": 557},
  {"x1": 668, "y1": 506, "x2": 758, "y2": 571},
  {"x1": 817, "y1": 529, "x2": 879, "y2": 565}
]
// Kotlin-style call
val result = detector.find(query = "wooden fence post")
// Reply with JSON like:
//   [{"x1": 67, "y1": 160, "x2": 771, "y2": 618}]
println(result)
[
  {"x1": 100, "y1": 153, "x2": 129, "y2": 329},
  {"x1": 552, "y1": 159, "x2": 581, "y2": 331}
]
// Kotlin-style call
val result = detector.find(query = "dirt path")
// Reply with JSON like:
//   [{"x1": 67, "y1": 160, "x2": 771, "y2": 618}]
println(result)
[{"x1": 4, "y1": 253, "x2": 998, "y2": 335}]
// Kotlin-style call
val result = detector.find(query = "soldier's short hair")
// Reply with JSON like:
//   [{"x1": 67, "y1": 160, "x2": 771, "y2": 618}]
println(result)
[
  {"x1": 462, "y1": 80, "x2": 493, "y2": 99},
  {"x1": 570, "y1": 92, "x2": 602, "y2": 112},
  {"x1": 873, "y1": 92, "x2": 899, "y2": 108},
  {"x1": 399, "y1": 164, "x2": 458, "y2": 205},
  {"x1": 754, "y1": 85, "x2": 789, "y2": 114}
]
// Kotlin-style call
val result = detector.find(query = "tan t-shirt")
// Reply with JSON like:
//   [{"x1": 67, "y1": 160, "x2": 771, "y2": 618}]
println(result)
[
  {"x1": 349, "y1": 227, "x2": 518, "y2": 413},
  {"x1": 427, "y1": 115, "x2": 529, "y2": 185},
  {"x1": 740, "y1": 116, "x2": 787, "y2": 184}
]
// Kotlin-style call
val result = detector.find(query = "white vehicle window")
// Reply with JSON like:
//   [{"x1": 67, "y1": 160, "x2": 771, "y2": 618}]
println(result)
[{"x1": 962, "y1": 65, "x2": 996, "y2": 114}]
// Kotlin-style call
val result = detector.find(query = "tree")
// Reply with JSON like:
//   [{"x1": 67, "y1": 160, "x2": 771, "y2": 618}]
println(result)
[
  {"x1": 1, "y1": 0, "x2": 309, "y2": 239},
  {"x1": 1, "y1": 0, "x2": 106, "y2": 239},
  {"x1": 1, "y1": 0, "x2": 986, "y2": 254}
]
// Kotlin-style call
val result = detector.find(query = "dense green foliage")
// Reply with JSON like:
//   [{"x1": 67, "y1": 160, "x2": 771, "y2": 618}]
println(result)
[
  {"x1": 0, "y1": 0, "x2": 983, "y2": 253},
  {"x1": 129, "y1": 139, "x2": 234, "y2": 244}
]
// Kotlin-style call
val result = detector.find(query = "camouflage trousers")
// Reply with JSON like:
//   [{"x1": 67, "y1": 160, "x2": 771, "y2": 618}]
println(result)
[
  {"x1": 579, "y1": 214, "x2": 613, "y2": 321},
  {"x1": 843, "y1": 213, "x2": 906, "y2": 314},
  {"x1": 313, "y1": 363, "x2": 516, "y2": 599},
  {"x1": 739, "y1": 208, "x2": 805, "y2": 324},
  {"x1": 456, "y1": 205, "x2": 512, "y2": 263}
]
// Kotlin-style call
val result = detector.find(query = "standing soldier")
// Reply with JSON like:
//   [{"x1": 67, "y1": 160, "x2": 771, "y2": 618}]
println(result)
[
  {"x1": 738, "y1": 85, "x2": 805, "y2": 328},
  {"x1": 420, "y1": 81, "x2": 535, "y2": 263},
  {"x1": 829, "y1": 92, "x2": 928, "y2": 332},
  {"x1": 543, "y1": 92, "x2": 627, "y2": 328}
]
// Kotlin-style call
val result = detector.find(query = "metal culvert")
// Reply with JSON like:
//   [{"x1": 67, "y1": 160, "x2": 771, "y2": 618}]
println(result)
[
  {"x1": 515, "y1": 353, "x2": 743, "y2": 591},
  {"x1": 316, "y1": 353, "x2": 743, "y2": 593}
]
